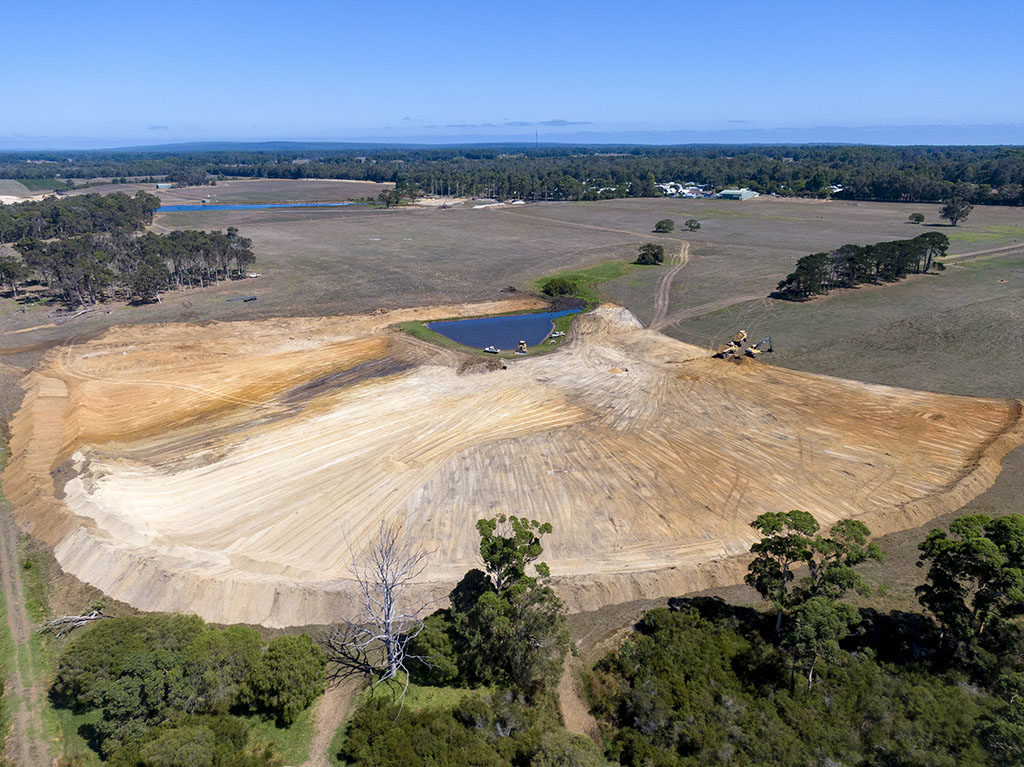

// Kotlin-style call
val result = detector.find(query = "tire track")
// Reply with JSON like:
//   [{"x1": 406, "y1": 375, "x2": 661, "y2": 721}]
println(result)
[
  {"x1": 0, "y1": 507, "x2": 50, "y2": 766},
  {"x1": 302, "y1": 677, "x2": 361, "y2": 767},
  {"x1": 653, "y1": 293, "x2": 767, "y2": 332},
  {"x1": 649, "y1": 241, "x2": 690, "y2": 329}
]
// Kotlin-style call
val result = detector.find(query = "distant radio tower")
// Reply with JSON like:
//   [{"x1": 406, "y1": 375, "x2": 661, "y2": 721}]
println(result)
[{"x1": 535, "y1": 129, "x2": 539, "y2": 149}]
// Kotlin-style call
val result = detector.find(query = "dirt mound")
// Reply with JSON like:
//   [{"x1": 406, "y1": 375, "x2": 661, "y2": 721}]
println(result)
[{"x1": 4, "y1": 303, "x2": 1023, "y2": 627}]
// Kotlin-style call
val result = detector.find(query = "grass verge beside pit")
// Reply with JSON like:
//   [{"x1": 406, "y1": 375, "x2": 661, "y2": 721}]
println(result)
[{"x1": 530, "y1": 260, "x2": 641, "y2": 305}]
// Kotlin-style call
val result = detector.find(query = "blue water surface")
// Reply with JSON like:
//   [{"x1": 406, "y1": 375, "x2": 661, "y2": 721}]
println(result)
[
  {"x1": 427, "y1": 308, "x2": 580, "y2": 350},
  {"x1": 157, "y1": 202, "x2": 361, "y2": 212}
]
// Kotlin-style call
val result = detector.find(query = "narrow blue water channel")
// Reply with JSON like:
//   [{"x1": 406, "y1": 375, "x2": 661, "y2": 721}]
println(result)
[
  {"x1": 157, "y1": 202, "x2": 362, "y2": 212},
  {"x1": 427, "y1": 308, "x2": 580, "y2": 350}
]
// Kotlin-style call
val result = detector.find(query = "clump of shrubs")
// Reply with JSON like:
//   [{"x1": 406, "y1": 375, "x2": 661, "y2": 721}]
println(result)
[{"x1": 52, "y1": 614, "x2": 325, "y2": 761}]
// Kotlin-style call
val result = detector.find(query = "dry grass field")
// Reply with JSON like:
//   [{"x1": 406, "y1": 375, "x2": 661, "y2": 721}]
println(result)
[
  {"x1": 0, "y1": 188, "x2": 1022, "y2": 632},
  {"x1": 63, "y1": 177, "x2": 393, "y2": 203}
]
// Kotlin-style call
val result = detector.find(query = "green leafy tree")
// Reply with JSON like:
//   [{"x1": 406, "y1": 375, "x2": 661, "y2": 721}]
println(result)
[
  {"x1": 126, "y1": 251, "x2": 172, "y2": 304},
  {"x1": 541, "y1": 276, "x2": 575, "y2": 297},
  {"x1": 916, "y1": 514, "x2": 1024, "y2": 646},
  {"x1": 909, "y1": 212, "x2": 926, "y2": 224},
  {"x1": 653, "y1": 218, "x2": 674, "y2": 233},
  {"x1": 684, "y1": 218, "x2": 700, "y2": 231},
  {"x1": 918, "y1": 230, "x2": 949, "y2": 271},
  {"x1": 476, "y1": 515, "x2": 551, "y2": 592},
  {"x1": 978, "y1": 671, "x2": 1024, "y2": 764},
  {"x1": 464, "y1": 516, "x2": 570, "y2": 698},
  {"x1": 939, "y1": 197, "x2": 974, "y2": 226},
  {"x1": 0, "y1": 254, "x2": 27, "y2": 296},
  {"x1": 798, "y1": 519, "x2": 884, "y2": 603},
  {"x1": 782, "y1": 596, "x2": 860, "y2": 690},
  {"x1": 634, "y1": 243, "x2": 664, "y2": 265},
  {"x1": 412, "y1": 516, "x2": 570, "y2": 699},
  {"x1": 182, "y1": 626, "x2": 263, "y2": 714},
  {"x1": 746, "y1": 511, "x2": 882, "y2": 635},
  {"x1": 745, "y1": 510, "x2": 818, "y2": 634},
  {"x1": 378, "y1": 189, "x2": 403, "y2": 208},
  {"x1": 244, "y1": 635, "x2": 326, "y2": 726}
]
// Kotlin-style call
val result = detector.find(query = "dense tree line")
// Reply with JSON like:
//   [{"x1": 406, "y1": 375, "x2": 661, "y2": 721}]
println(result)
[
  {"x1": 53, "y1": 613, "x2": 325, "y2": 763},
  {"x1": 0, "y1": 191, "x2": 160, "y2": 243},
  {"x1": 3, "y1": 145, "x2": 1023, "y2": 204},
  {"x1": 774, "y1": 232, "x2": 949, "y2": 300},
  {"x1": 12, "y1": 227, "x2": 255, "y2": 305},
  {"x1": 588, "y1": 512, "x2": 1024, "y2": 766}
]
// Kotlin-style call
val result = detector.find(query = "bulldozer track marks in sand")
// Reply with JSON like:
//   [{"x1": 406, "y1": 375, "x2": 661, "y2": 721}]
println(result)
[{"x1": 3, "y1": 303, "x2": 1023, "y2": 628}]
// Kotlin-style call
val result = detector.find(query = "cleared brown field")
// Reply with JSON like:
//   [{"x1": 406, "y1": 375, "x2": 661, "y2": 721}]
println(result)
[
  {"x1": 3, "y1": 303, "x2": 1021, "y2": 626},
  {"x1": 64, "y1": 177, "x2": 393, "y2": 204}
]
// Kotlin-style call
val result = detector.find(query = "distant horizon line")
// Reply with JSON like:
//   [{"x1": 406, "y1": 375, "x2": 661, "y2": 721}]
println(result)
[
  {"x1": 3, "y1": 122, "x2": 1024, "y2": 152},
  {"x1": 3, "y1": 138, "x2": 1024, "y2": 154}
]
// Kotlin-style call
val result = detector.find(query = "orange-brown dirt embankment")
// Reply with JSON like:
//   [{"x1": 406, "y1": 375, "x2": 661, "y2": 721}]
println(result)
[{"x1": 4, "y1": 303, "x2": 1023, "y2": 627}]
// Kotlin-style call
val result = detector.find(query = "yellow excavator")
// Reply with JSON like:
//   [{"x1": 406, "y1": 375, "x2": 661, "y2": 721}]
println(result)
[
  {"x1": 713, "y1": 331, "x2": 774, "y2": 359},
  {"x1": 745, "y1": 337, "x2": 773, "y2": 357}
]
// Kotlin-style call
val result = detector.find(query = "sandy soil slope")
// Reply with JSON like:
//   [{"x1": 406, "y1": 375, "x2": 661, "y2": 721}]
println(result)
[{"x1": 3, "y1": 303, "x2": 1021, "y2": 627}]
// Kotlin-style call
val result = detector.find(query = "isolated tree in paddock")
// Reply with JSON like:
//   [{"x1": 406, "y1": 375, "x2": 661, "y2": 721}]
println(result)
[
  {"x1": 909, "y1": 212, "x2": 926, "y2": 224},
  {"x1": 684, "y1": 218, "x2": 700, "y2": 231},
  {"x1": 377, "y1": 189, "x2": 402, "y2": 208},
  {"x1": 541, "y1": 276, "x2": 575, "y2": 297},
  {"x1": 653, "y1": 218, "x2": 674, "y2": 233},
  {"x1": 939, "y1": 197, "x2": 974, "y2": 226},
  {"x1": 635, "y1": 242, "x2": 665, "y2": 265},
  {"x1": 916, "y1": 513, "x2": 1024, "y2": 646},
  {"x1": 325, "y1": 522, "x2": 431, "y2": 698}
]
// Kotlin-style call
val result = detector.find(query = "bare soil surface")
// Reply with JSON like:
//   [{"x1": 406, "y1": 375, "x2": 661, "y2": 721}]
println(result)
[
  {"x1": 303, "y1": 677, "x2": 361, "y2": 767},
  {"x1": 3, "y1": 302, "x2": 1020, "y2": 627}
]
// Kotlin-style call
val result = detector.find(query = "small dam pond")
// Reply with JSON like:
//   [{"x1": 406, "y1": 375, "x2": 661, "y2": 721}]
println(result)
[
  {"x1": 427, "y1": 308, "x2": 581, "y2": 351},
  {"x1": 157, "y1": 202, "x2": 362, "y2": 212}
]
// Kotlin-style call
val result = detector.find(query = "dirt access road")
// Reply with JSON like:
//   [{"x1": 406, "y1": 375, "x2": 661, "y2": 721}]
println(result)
[{"x1": 0, "y1": 506, "x2": 51, "y2": 765}]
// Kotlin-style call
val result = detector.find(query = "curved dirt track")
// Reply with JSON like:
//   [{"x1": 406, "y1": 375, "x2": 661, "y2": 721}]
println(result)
[
  {"x1": 3, "y1": 302, "x2": 1023, "y2": 627},
  {"x1": 649, "y1": 241, "x2": 690, "y2": 329}
]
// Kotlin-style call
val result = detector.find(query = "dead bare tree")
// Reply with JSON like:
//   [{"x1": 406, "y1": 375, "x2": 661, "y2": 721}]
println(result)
[
  {"x1": 324, "y1": 521, "x2": 432, "y2": 700},
  {"x1": 38, "y1": 607, "x2": 108, "y2": 637}
]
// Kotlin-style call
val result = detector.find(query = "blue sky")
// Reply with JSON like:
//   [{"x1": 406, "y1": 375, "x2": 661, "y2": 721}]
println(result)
[{"x1": 3, "y1": 0, "x2": 1023, "y2": 147}]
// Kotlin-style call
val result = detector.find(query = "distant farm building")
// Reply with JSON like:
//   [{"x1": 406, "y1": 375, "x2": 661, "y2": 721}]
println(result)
[
  {"x1": 719, "y1": 188, "x2": 759, "y2": 200},
  {"x1": 155, "y1": 183, "x2": 173, "y2": 189},
  {"x1": 657, "y1": 182, "x2": 713, "y2": 198}
]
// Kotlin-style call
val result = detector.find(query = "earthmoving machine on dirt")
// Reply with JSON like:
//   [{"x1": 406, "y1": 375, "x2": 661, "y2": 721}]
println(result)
[
  {"x1": 713, "y1": 330, "x2": 774, "y2": 359},
  {"x1": 745, "y1": 337, "x2": 773, "y2": 357},
  {"x1": 713, "y1": 330, "x2": 748, "y2": 358}
]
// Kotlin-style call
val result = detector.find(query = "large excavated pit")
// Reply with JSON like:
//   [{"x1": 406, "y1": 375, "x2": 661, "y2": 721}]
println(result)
[{"x1": 4, "y1": 302, "x2": 1022, "y2": 627}]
